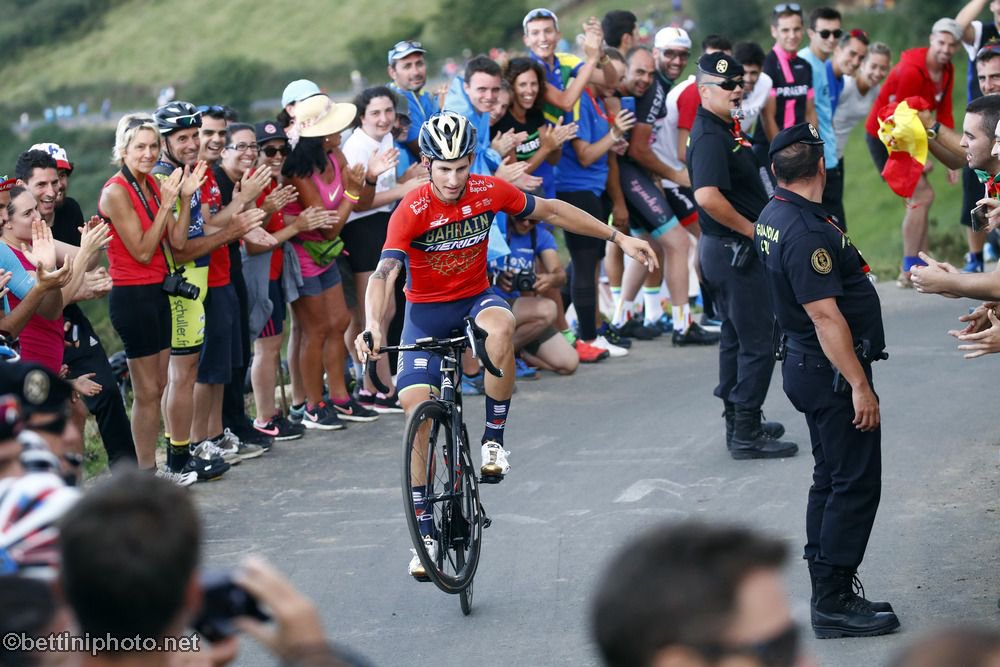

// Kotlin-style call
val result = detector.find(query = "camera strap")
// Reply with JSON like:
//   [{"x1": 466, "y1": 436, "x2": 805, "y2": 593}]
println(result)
[{"x1": 120, "y1": 164, "x2": 180, "y2": 270}]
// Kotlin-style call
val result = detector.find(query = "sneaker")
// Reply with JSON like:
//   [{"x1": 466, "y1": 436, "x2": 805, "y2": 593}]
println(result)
[
  {"x1": 896, "y1": 271, "x2": 913, "y2": 289},
  {"x1": 254, "y1": 415, "x2": 305, "y2": 441},
  {"x1": 288, "y1": 403, "x2": 306, "y2": 426},
  {"x1": 408, "y1": 537, "x2": 438, "y2": 581},
  {"x1": 373, "y1": 393, "x2": 405, "y2": 414},
  {"x1": 353, "y1": 388, "x2": 377, "y2": 409},
  {"x1": 195, "y1": 437, "x2": 241, "y2": 465},
  {"x1": 220, "y1": 427, "x2": 266, "y2": 461},
  {"x1": 515, "y1": 357, "x2": 539, "y2": 380},
  {"x1": 646, "y1": 313, "x2": 673, "y2": 335},
  {"x1": 303, "y1": 401, "x2": 346, "y2": 430},
  {"x1": 461, "y1": 371, "x2": 485, "y2": 396},
  {"x1": 672, "y1": 322, "x2": 721, "y2": 346},
  {"x1": 480, "y1": 440, "x2": 511, "y2": 478},
  {"x1": 962, "y1": 252, "x2": 985, "y2": 273},
  {"x1": 618, "y1": 318, "x2": 660, "y2": 340},
  {"x1": 232, "y1": 423, "x2": 274, "y2": 450},
  {"x1": 575, "y1": 339, "x2": 610, "y2": 363},
  {"x1": 155, "y1": 467, "x2": 198, "y2": 487},
  {"x1": 331, "y1": 397, "x2": 379, "y2": 422},
  {"x1": 237, "y1": 441, "x2": 266, "y2": 460},
  {"x1": 700, "y1": 313, "x2": 722, "y2": 332},
  {"x1": 591, "y1": 335, "x2": 628, "y2": 358},
  {"x1": 597, "y1": 322, "x2": 632, "y2": 349},
  {"x1": 184, "y1": 445, "x2": 231, "y2": 480}
]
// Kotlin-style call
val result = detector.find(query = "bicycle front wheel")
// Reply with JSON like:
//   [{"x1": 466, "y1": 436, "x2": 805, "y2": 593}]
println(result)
[{"x1": 402, "y1": 400, "x2": 483, "y2": 595}]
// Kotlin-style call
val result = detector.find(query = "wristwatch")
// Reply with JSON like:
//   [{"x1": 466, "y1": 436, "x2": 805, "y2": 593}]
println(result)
[
  {"x1": 599, "y1": 53, "x2": 611, "y2": 67},
  {"x1": 926, "y1": 121, "x2": 941, "y2": 140}
]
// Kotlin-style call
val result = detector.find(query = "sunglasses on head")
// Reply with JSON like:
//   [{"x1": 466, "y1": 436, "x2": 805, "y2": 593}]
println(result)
[
  {"x1": 388, "y1": 40, "x2": 425, "y2": 63},
  {"x1": 817, "y1": 28, "x2": 844, "y2": 39},
  {"x1": 773, "y1": 2, "x2": 802, "y2": 14},
  {"x1": 694, "y1": 623, "x2": 800, "y2": 667},
  {"x1": 704, "y1": 78, "x2": 745, "y2": 91},
  {"x1": 197, "y1": 104, "x2": 238, "y2": 121},
  {"x1": 260, "y1": 144, "x2": 290, "y2": 157},
  {"x1": 126, "y1": 116, "x2": 153, "y2": 130}
]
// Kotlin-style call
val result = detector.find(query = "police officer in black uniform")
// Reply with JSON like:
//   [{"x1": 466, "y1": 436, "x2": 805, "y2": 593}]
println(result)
[
  {"x1": 687, "y1": 52, "x2": 797, "y2": 459},
  {"x1": 755, "y1": 122, "x2": 900, "y2": 639}
]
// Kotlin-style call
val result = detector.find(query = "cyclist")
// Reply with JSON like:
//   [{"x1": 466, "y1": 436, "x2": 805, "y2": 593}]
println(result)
[{"x1": 355, "y1": 111, "x2": 657, "y2": 578}]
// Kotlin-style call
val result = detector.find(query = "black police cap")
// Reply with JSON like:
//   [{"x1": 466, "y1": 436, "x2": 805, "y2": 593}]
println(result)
[
  {"x1": 769, "y1": 122, "x2": 824, "y2": 158},
  {"x1": 0, "y1": 362, "x2": 71, "y2": 416},
  {"x1": 697, "y1": 52, "x2": 744, "y2": 79}
]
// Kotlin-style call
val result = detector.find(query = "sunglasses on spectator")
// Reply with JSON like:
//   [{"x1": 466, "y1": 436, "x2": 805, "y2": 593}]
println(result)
[
  {"x1": 661, "y1": 49, "x2": 690, "y2": 60},
  {"x1": 816, "y1": 28, "x2": 843, "y2": 39},
  {"x1": 694, "y1": 623, "x2": 800, "y2": 667},
  {"x1": 388, "y1": 40, "x2": 425, "y2": 63},
  {"x1": 260, "y1": 144, "x2": 290, "y2": 157},
  {"x1": 773, "y1": 3, "x2": 802, "y2": 14},
  {"x1": 198, "y1": 104, "x2": 238, "y2": 121},
  {"x1": 126, "y1": 117, "x2": 154, "y2": 129},
  {"x1": 226, "y1": 142, "x2": 259, "y2": 153},
  {"x1": 703, "y1": 79, "x2": 745, "y2": 91}
]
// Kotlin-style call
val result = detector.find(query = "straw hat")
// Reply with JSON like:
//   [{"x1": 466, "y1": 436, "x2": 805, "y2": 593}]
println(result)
[{"x1": 296, "y1": 95, "x2": 357, "y2": 138}]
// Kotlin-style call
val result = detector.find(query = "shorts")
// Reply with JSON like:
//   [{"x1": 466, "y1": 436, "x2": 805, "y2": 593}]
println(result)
[
  {"x1": 168, "y1": 264, "x2": 209, "y2": 355},
  {"x1": 663, "y1": 184, "x2": 698, "y2": 227},
  {"x1": 298, "y1": 260, "x2": 342, "y2": 298},
  {"x1": 396, "y1": 291, "x2": 513, "y2": 394},
  {"x1": 259, "y1": 279, "x2": 286, "y2": 339},
  {"x1": 618, "y1": 159, "x2": 679, "y2": 238},
  {"x1": 197, "y1": 284, "x2": 242, "y2": 385},
  {"x1": 340, "y1": 212, "x2": 390, "y2": 273},
  {"x1": 865, "y1": 132, "x2": 888, "y2": 176},
  {"x1": 109, "y1": 283, "x2": 171, "y2": 359},
  {"x1": 522, "y1": 325, "x2": 558, "y2": 356}
]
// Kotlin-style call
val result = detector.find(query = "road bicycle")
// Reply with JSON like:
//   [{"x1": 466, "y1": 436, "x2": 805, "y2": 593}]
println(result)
[{"x1": 365, "y1": 316, "x2": 502, "y2": 615}]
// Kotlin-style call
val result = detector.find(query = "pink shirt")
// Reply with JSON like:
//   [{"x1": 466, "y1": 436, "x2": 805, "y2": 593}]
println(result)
[
  {"x1": 283, "y1": 154, "x2": 344, "y2": 278},
  {"x1": 6, "y1": 245, "x2": 64, "y2": 372}
]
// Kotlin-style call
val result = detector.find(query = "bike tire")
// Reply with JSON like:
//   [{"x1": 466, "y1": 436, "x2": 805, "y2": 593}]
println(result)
[{"x1": 402, "y1": 400, "x2": 483, "y2": 595}]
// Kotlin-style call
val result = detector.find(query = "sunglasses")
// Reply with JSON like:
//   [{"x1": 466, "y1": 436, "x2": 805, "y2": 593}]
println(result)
[
  {"x1": 388, "y1": 40, "x2": 425, "y2": 63},
  {"x1": 163, "y1": 112, "x2": 202, "y2": 128},
  {"x1": 773, "y1": 2, "x2": 802, "y2": 13},
  {"x1": 226, "y1": 142, "x2": 259, "y2": 153},
  {"x1": 695, "y1": 623, "x2": 800, "y2": 667},
  {"x1": 197, "y1": 104, "x2": 238, "y2": 121},
  {"x1": 661, "y1": 49, "x2": 690, "y2": 60},
  {"x1": 260, "y1": 144, "x2": 290, "y2": 157},
  {"x1": 126, "y1": 116, "x2": 154, "y2": 130},
  {"x1": 704, "y1": 79, "x2": 745, "y2": 91},
  {"x1": 816, "y1": 28, "x2": 844, "y2": 39}
]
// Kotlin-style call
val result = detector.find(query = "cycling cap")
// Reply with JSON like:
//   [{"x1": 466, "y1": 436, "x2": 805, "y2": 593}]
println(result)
[
  {"x1": 29, "y1": 143, "x2": 72, "y2": 172},
  {"x1": 153, "y1": 101, "x2": 202, "y2": 135},
  {"x1": 0, "y1": 472, "x2": 80, "y2": 578},
  {"x1": 419, "y1": 112, "x2": 477, "y2": 161}
]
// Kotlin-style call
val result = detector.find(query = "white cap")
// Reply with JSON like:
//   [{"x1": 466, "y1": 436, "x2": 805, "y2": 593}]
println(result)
[
  {"x1": 930, "y1": 17, "x2": 962, "y2": 41},
  {"x1": 655, "y1": 26, "x2": 692, "y2": 50}
]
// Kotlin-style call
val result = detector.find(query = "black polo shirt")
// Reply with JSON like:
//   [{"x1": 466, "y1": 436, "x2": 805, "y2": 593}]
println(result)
[
  {"x1": 754, "y1": 187, "x2": 884, "y2": 356},
  {"x1": 687, "y1": 106, "x2": 768, "y2": 238}
]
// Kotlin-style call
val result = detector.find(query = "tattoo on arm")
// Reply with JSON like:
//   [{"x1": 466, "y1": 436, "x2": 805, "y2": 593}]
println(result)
[{"x1": 372, "y1": 257, "x2": 402, "y2": 280}]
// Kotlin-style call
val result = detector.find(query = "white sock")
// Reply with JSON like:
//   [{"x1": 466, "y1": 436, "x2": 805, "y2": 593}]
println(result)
[
  {"x1": 613, "y1": 299, "x2": 634, "y2": 327},
  {"x1": 642, "y1": 287, "x2": 664, "y2": 325},
  {"x1": 672, "y1": 305, "x2": 685, "y2": 332}
]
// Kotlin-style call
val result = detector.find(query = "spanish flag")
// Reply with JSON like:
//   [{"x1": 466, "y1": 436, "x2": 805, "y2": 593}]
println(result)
[{"x1": 876, "y1": 97, "x2": 931, "y2": 198}]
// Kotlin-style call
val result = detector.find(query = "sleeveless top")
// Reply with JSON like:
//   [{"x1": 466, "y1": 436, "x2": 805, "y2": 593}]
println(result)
[
  {"x1": 99, "y1": 172, "x2": 169, "y2": 286},
  {"x1": 6, "y1": 245, "x2": 64, "y2": 372},
  {"x1": 283, "y1": 154, "x2": 344, "y2": 278}
]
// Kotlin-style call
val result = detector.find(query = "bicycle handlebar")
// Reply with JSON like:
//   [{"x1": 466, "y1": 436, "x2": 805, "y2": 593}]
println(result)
[
  {"x1": 463, "y1": 317, "x2": 503, "y2": 379},
  {"x1": 362, "y1": 331, "x2": 392, "y2": 395}
]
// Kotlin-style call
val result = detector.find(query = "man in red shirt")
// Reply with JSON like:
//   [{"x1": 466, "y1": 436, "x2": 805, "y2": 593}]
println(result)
[
  {"x1": 864, "y1": 18, "x2": 961, "y2": 286},
  {"x1": 356, "y1": 112, "x2": 656, "y2": 578}
]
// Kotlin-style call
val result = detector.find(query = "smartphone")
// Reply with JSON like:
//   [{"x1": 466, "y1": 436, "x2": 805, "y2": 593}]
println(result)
[
  {"x1": 970, "y1": 204, "x2": 989, "y2": 232},
  {"x1": 192, "y1": 570, "x2": 270, "y2": 641},
  {"x1": 620, "y1": 96, "x2": 636, "y2": 115}
]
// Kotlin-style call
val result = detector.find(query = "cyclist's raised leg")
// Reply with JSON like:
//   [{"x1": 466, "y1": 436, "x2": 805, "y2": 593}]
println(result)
[{"x1": 470, "y1": 295, "x2": 515, "y2": 480}]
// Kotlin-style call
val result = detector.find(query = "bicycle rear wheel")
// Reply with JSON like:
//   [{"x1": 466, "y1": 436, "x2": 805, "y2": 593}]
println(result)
[{"x1": 403, "y1": 400, "x2": 483, "y2": 595}]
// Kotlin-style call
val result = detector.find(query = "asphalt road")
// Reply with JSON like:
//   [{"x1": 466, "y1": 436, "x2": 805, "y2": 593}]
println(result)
[{"x1": 194, "y1": 283, "x2": 1000, "y2": 667}]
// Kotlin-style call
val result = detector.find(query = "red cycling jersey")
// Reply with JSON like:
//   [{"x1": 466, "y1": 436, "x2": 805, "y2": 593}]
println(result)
[{"x1": 382, "y1": 175, "x2": 535, "y2": 303}]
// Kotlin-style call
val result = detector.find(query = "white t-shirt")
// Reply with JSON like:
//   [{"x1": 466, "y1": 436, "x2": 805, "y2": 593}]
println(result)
[
  {"x1": 653, "y1": 75, "x2": 692, "y2": 186},
  {"x1": 832, "y1": 76, "x2": 880, "y2": 160},
  {"x1": 341, "y1": 129, "x2": 397, "y2": 221}
]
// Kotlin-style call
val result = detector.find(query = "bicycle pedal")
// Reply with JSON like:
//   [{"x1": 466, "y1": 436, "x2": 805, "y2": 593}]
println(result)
[
  {"x1": 479, "y1": 473, "x2": 504, "y2": 484},
  {"x1": 482, "y1": 515, "x2": 492, "y2": 530}
]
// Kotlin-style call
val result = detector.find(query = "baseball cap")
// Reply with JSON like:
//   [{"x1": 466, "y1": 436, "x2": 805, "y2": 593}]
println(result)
[
  {"x1": 0, "y1": 177, "x2": 15, "y2": 193},
  {"x1": 655, "y1": 27, "x2": 692, "y2": 50},
  {"x1": 281, "y1": 79, "x2": 321, "y2": 108},
  {"x1": 388, "y1": 39, "x2": 427, "y2": 65},
  {"x1": 523, "y1": 8, "x2": 559, "y2": 32},
  {"x1": 931, "y1": 17, "x2": 962, "y2": 41},
  {"x1": 29, "y1": 143, "x2": 72, "y2": 172},
  {"x1": 255, "y1": 121, "x2": 287, "y2": 144},
  {"x1": 769, "y1": 122, "x2": 824, "y2": 158},
  {"x1": 697, "y1": 52, "x2": 745, "y2": 79}
]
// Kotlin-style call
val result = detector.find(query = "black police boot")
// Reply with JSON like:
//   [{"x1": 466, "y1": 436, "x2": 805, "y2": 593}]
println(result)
[
  {"x1": 811, "y1": 568, "x2": 900, "y2": 639},
  {"x1": 730, "y1": 408, "x2": 798, "y2": 459},
  {"x1": 808, "y1": 562, "x2": 893, "y2": 613},
  {"x1": 725, "y1": 402, "x2": 785, "y2": 450},
  {"x1": 672, "y1": 322, "x2": 720, "y2": 346}
]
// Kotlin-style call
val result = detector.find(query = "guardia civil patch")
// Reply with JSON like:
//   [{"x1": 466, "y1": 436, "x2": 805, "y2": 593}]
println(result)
[{"x1": 811, "y1": 248, "x2": 833, "y2": 275}]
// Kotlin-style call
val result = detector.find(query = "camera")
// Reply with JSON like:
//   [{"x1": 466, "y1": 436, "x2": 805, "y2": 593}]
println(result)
[
  {"x1": 162, "y1": 271, "x2": 200, "y2": 300},
  {"x1": 192, "y1": 569, "x2": 270, "y2": 641},
  {"x1": 513, "y1": 269, "x2": 537, "y2": 292}
]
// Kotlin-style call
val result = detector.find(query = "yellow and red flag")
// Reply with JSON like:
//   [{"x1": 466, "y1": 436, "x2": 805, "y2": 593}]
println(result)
[{"x1": 876, "y1": 96, "x2": 931, "y2": 198}]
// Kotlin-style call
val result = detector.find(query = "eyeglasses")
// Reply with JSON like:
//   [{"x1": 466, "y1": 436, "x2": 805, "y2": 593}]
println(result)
[
  {"x1": 388, "y1": 40, "x2": 425, "y2": 64},
  {"x1": 694, "y1": 623, "x2": 801, "y2": 667},
  {"x1": 226, "y1": 142, "x2": 259, "y2": 153},
  {"x1": 661, "y1": 49, "x2": 690, "y2": 60},
  {"x1": 773, "y1": 3, "x2": 802, "y2": 14},
  {"x1": 163, "y1": 112, "x2": 202, "y2": 128},
  {"x1": 817, "y1": 28, "x2": 844, "y2": 40},
  {"x1": 260, "y1": 144, "x2": 290, "y2": 157},
  {"x1": 703, "y1": 79, "x2": 745, "y2": 91}
]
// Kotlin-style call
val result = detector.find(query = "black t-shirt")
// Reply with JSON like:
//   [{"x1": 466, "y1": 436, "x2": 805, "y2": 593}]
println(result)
[
  {"x1": 969, "y1": 23, "x2": 1000, "y2": 100},
  {"x1": 760, "y1": 48, "x2": 812, "y2": 135},
  {"x1": 491, "y1": 108, "x2": 547, "y2": 162},
  {"x1": 754, "y1": 187, "x2": 884, "y2": 356},
  {"x1": 52, "y1": 197, "x2": 84, "y2": 247},
  {"x1": 212, "y1": 164, "x2": 236, "y2": 206},
  {"x1": 687, "y1": 106, "x2": 768, "y2": 237}
]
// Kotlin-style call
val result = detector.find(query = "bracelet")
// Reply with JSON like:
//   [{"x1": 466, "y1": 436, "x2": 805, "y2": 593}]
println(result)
[
  {"x1": 609, "y1": 229, "x2": 618, "y2": 244},
  {"x1": 365, "y1": 176, "x2": 378, "y2": 187},
  {"x1": 343, "y1": 191, "x2": 360, "y2": 202}
]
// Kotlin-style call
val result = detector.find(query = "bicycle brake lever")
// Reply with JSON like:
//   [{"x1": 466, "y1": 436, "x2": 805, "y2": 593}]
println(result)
[
  {"x1": 464, "y1": 317, "x2": 503, "y2": 379},
  {"x1": 362, "y1": 331, "x2": 391, "y2": 395}
]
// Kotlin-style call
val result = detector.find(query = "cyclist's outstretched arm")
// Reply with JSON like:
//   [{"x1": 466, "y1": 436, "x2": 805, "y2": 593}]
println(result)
[
  {"x1": 357, "y1": 255, "x2": 403, "y2": 360},
  {"x1": 531, "y1": 198, "x2": 660, "y2": 272}
]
